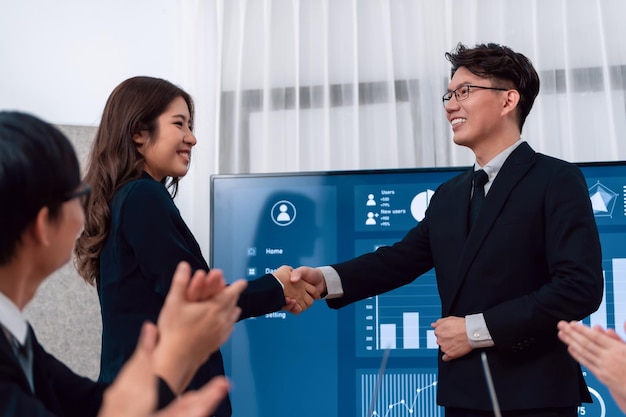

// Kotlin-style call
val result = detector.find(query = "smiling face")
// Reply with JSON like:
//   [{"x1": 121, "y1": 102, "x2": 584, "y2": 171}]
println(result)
[
  {"x1": 444, "y1": 67, "x2": 514, "y2": 156},
  {"x1": 134, "y1": 96, "x2": 197, "y2": 181}
]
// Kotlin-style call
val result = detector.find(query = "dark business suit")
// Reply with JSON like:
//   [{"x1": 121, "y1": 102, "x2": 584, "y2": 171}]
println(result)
[
  {"x1": 0, "y1": 325, "x2": 176, "y2": 417},
  {"x1": 0, "y1": 326, "x2": 104, "y2": 417},
  {"x1": 98, "y1": 172, "x2": 286, "y2": 417},
  {"x1": 327, "y1": 142, "x2": 603, "y2": 412}
]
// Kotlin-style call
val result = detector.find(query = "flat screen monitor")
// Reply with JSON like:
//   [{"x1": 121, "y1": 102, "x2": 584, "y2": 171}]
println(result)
[{"x1": 210, "y1": 161, "x2": 626, "y2": 417}]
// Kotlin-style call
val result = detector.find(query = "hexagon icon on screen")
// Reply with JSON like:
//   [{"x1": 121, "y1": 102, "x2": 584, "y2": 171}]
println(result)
[
  {"x1": 589, "y1": 181, "x2": 617, "y2": 217},
  {"x1": 410, "y1": 189, "x2": 436, "y2": 222},
  {"x1": 271, "y1": 200, "x2": 297, "y2": 226}
]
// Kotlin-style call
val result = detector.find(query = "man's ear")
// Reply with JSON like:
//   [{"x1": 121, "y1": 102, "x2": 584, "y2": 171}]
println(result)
[
  {"x1": 29, "y1": 206, "x2": 52, "y2": 247},
  {"x1": 501, "y1": 89, "x2": 520, "y2": 117}
]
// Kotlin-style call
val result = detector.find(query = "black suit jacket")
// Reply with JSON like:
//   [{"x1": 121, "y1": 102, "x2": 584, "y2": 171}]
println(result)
[
  {"x1": 327, "y1": 142, "x2": 603, "y2": 411},
  {"x1": 0, "y1": 326, "x2": 104, "y2": 417},
  {"x1": 0, "y1": 325, "x2": 176, "y2": 417},
  {"x1": 98, "y1": 173, "x2": 286, "y2": 417}
]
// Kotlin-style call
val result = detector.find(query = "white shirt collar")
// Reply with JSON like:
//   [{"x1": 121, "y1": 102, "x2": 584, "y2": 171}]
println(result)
[
  {"x1": 475, "y1": 138, "x2": 525, "y2": 181},
  {"x1": 0, "y1": 291, "x2": 28, "y2": 345}
]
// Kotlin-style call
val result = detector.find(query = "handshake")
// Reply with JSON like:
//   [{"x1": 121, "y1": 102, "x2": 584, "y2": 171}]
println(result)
[
  {"x1": 98, "y1": 263, "x2": 325, "y2": 417},
  {"x1": 273, "y1": 266, "x2": 327, "y2": 314}
]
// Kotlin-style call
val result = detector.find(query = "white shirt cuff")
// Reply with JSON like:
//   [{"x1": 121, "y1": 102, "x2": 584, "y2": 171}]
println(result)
[
  {"x1": 465, "y1": 313, "x2": 494, "y2": 348},
  {"x1": 318, "y1": 266, "x2": 344, "y2": 299}
]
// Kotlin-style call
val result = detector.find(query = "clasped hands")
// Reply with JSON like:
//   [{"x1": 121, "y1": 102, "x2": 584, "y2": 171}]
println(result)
[
  {"x1": 99, "y1": 264, "x2": 344, "y2": 417},
  {"x1": 275, "y1": 266, "x2": 327, "y2": 314},
  {"x1": 280, "y1": 266, "x2": 475, "y2": 363}
]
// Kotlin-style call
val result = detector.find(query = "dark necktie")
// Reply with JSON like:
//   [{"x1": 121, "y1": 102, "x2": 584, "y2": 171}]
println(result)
[
  {"x1": 469, "y1": 169, "x2": 489, "y2": 228},
  {"x1": 10, "y1": 330, "x2": 34, "y2": 392}
]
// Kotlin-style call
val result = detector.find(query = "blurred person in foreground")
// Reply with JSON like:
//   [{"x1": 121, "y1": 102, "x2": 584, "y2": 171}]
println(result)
[
  {"x1": 0, "y1": 110, "x2": 245, "y2": 417},
  {"x1": 558, "y1": 320, "x2": 626, "y2": 413}
]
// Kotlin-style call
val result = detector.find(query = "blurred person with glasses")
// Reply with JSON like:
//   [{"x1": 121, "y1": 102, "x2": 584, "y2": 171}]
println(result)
[
  {"x1": 558, "y1": 319, "x2": 626, "y2": 413},
  {"x1": 64, "y1": 182, "x2": 92, "y2": 206},
  {"x1": 0, "y1": 111, "x2": 246, "y2": 417}
]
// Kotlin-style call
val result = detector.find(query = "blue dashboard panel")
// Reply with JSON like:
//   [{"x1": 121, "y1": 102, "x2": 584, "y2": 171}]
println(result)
[{"x1": 210, "y1": 162, "x2": 626, "y2": 417}]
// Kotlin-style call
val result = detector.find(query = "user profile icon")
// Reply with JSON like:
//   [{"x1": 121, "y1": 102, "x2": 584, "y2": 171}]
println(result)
[{"x1": 271, "y1": 200, "x2": 296, "y2": 226}]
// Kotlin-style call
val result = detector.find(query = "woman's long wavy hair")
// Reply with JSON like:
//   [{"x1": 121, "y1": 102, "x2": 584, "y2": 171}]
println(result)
[{"x1": 74, "y1": 76, "x2": 194, "y2": 285}]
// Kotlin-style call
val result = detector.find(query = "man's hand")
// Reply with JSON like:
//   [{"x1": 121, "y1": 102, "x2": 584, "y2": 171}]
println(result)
[
  {"x1": 273, "y1": 265, "x2": 318, "y2": 314},
  {"x1": 558, "y1": 320, "x2": 626, "y2": 412},
  {"x1": 98, "y1": 321, "x2": 231, "y2": 417},
  {"x1": 184, "y1": 265, "x2": 227, "y2": 302},
  {"x1": 154, "y1": 261, "x2": 247, "y2": 394},
  {"x1": 154, "y1": 377, "x2": 230, "y2": 417},
  {"x1": 431, "y1": 316, "x2": 472, "y2": 361},
  {"x1": 290, "y1": 266, "x2": 326, "y2": 297},
  {"x1": 98, "y1": 322, "x2": 160, "y2": 417}
]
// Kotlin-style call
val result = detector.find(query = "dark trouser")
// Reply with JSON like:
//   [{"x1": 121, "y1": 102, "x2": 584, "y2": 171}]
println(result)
[{"x1": 445, "y1": 406, "x2": 578, "y2": 417}]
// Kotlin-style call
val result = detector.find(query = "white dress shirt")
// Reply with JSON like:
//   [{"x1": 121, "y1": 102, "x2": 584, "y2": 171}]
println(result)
[{"x1": 0, "y1": 290, "x2": 28, "y2": 346}]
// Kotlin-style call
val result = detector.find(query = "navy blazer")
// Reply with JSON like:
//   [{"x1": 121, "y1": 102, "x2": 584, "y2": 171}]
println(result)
[
  {"x1": 327, "y1": 142, "x2": 603, "y2": 411},
  {"x1": 98, "y1": 173, "x2": 286, "y2": 417}
]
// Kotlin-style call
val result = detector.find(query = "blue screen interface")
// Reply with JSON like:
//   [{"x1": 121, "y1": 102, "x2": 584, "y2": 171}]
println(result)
[{"x1": 211, "y1": 163, "x2": 626, "y2": 417}]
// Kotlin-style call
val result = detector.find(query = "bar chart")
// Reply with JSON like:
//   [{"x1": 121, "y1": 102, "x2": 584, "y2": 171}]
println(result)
[
  {"x1": 590, "y1": 259, "x2": 626, "y2": 332},
  {"x1": 356, "y1": 270, "x2": 440, "y2": 356}
]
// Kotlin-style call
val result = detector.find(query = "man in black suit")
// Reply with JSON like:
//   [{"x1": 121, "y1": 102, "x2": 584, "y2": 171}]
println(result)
[
  {"x1": 292, "y1": 43, "x2": 603, "y2": 417},
  {"x1": 0, "y1": 111, "x2": 246, "y2": 417}
]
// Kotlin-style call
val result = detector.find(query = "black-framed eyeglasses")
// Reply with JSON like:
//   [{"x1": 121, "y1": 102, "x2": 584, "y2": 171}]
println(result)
[
  {"x1": 442, "y1": 84, "x2": 508, "y2": 107},
  {"x1": 64, "y1": 182, "x2": 91, "y2": 204}
]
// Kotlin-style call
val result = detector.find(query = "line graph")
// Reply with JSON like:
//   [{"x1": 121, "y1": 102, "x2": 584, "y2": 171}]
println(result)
[{"x1": 359, "y1": 369, "x2": 442, "y2": 417}]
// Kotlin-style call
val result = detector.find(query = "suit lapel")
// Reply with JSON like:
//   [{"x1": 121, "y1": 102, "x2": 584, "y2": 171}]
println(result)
[
  {"x1": 29, "y1": 327, "x2": 58, "y2": 404},
  {"x1": 0, "y1": 326, "x2": 31, "y2": 392},
  {"x1": 447, "y1": 142, "x2": 537, "y2": 309},
  {"x1": 455, "y1": 169, "x2": 474, "y2": 237},
  {"x1": 433, "y1": 169, "x2": 473, "y2": 308}
]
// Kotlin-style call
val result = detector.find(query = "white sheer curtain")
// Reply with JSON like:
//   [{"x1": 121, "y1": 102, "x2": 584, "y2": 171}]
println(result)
[
  {"x1": 214, "y1": 0, "x2": 626, "y2": 174},
  {"x1": 177, "y1": 0, "x2": 626, "y2": 257}
]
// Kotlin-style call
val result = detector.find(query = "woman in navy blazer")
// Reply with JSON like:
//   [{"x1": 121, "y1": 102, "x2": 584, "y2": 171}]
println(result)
[{"x1": 74, "y1": 76, "x2": 317, "y2": 417}]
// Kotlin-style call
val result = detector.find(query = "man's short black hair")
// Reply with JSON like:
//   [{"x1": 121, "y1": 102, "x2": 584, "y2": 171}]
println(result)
[
  {"x1": 445, "y1": 42, "x2": 540, "y2": 132},
  {"x1": 0, "y1": 111, "x2": 81, "y2": 264}
]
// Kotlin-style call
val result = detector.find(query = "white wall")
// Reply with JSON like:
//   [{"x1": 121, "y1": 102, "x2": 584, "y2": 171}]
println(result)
[
  {"x1": 2, "y1": 0, "x2": 182, "y2": 124},
  {"x1": 1, "y1": 0, "x2": 218, "y2": 377},
  {"x1": 0, "y1": 0, "x2": 217, "y2": 254}
]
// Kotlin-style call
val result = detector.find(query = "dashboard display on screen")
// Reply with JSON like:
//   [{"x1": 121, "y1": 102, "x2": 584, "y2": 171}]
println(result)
[{"x1": 210, "y1": 162, "x2": 626, "y2": 417}]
